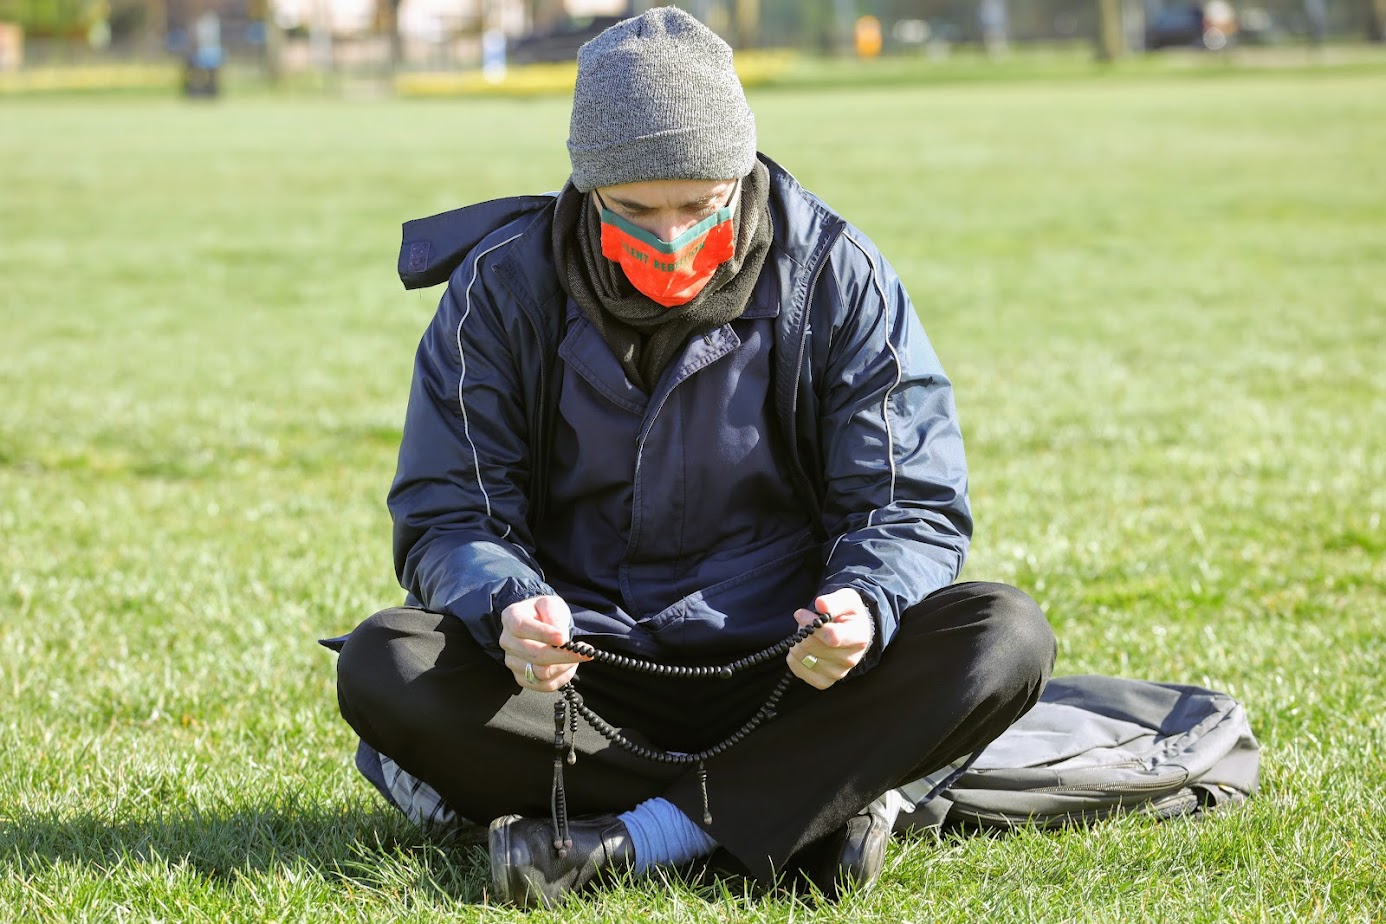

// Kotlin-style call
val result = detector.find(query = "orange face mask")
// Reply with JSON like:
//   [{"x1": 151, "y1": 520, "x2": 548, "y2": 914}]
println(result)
[{"x1": 597, "y1": 190, "x2": 737, "y2": 308}]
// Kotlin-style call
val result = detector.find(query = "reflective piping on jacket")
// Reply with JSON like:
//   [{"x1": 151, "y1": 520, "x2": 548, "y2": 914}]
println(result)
[
  {"x1": 842, "y1": 232, "x2": 901, "y2": 524},
  {"x1": 457, "y1": 233, "x2": 524, "y2": 538},
  {"x1": 822, "y1": 234, "x2": 903, "y2": 575}
]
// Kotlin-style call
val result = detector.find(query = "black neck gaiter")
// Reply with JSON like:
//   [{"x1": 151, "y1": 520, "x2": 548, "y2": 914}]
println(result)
[{"x1": 551, "y1": 160, "x2": 773, "y2": 392}]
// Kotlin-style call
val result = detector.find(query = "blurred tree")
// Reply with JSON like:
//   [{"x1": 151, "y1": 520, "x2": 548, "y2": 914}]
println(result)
[
  {"x1": 727, "y1": 0, "x2": 760, "y2": 47},
  {"x1": 1372, "y1": 0, "x2": 1386, "y2": 41},
  {"x1": 1303, "y1": 0, "x2": 1326, "y2": 42},
  {"x1": 832, "y1": 0, "x2": 855, "y2": 52},
  {"x1": 1095, "y1": 0, "x2": 1123, "y2": 58},
  {"x1": 373, "y1": 0, "x2": 402, "y2": 65},
  {"x1": 104, "y1": 0, "x2": 146, "y2": 44},
  {"x1": 1121, "y1": 0, "x2": 1143, "y2": 49},
  {"x1": 530, "y1": 0, "x2": 567, "y2": 31},
  {"x1": 0, "y1": 0, "x2": 95, "y2": 36},
  {"x1": 248, "y1": 0, "x2": 282, "y2": 81},
  {"x1": 978, "y1": 0, "x2": 1008, "y2": 54}
]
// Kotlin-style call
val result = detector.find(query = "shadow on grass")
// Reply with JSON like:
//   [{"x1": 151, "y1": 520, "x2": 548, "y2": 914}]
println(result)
[
  {"x1": 2, "y1": 804, "x2": 939, "y2": 908},
  {"x1": 0, "y1": 803, "x2": 492, "y2": 903}
]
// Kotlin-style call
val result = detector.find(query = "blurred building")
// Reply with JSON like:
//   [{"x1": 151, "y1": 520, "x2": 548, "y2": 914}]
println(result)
[
  {"x1": 2, "y1": 0, "x2": 1382, "y2": 71},
  {"x1": 265, "y1": 0, "x2": 628, "y2": 41}
]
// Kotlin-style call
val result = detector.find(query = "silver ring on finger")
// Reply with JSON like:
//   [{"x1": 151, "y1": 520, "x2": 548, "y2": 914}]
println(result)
[
  {"x1": 801, "y1": 654, "x2": 818, "y2": 670},
  {"x1": 524, "y1": 662, "x2": 538, "y2": 686}
]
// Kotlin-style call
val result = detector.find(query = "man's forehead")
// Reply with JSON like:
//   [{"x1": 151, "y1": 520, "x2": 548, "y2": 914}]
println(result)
[{"x1": 597, "y1": 178, "x2": 736, "y2": 208}]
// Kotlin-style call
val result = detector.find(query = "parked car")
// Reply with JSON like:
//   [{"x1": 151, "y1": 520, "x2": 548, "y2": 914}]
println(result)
[
  {"x1": 1146, "y1": 2, "x2": 1238, "y2": 50},
  {"x1": 508, "y1": 15, "x2": 626, "y2": 65}
]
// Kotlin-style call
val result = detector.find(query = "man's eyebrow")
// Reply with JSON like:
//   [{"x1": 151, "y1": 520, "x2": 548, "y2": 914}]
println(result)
[{"x1": 608, "y1": 195, "x2": 654, "y2": 211}]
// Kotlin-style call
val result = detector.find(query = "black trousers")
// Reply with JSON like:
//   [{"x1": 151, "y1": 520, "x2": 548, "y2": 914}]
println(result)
[{"x1": 336, "y1": 581, "x2": 1055, "y2": 880}]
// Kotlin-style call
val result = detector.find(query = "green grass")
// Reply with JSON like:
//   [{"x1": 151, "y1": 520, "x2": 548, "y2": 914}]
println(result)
[{"x1": 2, "y1": 57, "x2": 1385, "y2": 922}]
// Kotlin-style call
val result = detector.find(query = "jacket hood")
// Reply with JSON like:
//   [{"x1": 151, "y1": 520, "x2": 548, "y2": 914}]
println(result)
[{"x1": 398, "y1": 194, "x2": 557, "y2": 290}]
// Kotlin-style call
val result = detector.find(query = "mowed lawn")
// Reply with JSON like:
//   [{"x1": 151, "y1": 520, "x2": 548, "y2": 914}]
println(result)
[{"x1": 2, "y1": 62, "x2": 1384, "y2": 922}]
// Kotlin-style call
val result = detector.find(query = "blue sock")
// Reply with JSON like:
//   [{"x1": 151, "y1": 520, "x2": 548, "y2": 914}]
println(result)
[{"x1": 618, "y1": 797, "x2": 719, "y2": 874}]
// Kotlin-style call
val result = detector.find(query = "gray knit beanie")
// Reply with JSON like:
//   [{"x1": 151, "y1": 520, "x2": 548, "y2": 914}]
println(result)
[{"x1": 567, "y1": 6, "x2": 757, "y2": 192}]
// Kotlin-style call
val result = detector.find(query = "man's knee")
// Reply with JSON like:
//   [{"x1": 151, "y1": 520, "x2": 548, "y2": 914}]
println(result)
[
  {"x1": 970, "y1": 581, "x2": 1053, "y2": 676},
  {"x1": 962, "y1": 582, "x2": 1056, "y2": 708},
  {"x1": 907, "y1": 581, "x2": 1055, "y2": 694},
  {"x1": 336, "y1": 606, "x2": 443, "y2": 738},
  {"x1": 339, "y1": 607, "x2": 424, "y2": 686}
]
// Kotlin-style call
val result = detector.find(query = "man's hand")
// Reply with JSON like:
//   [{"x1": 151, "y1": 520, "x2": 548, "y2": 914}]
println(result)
[
  {"x1": 786, "y1": 588, "x2": 874, "y2": 690},
  {"x1": 499, "y1": 595, "x2": 589, "y2": 692}
]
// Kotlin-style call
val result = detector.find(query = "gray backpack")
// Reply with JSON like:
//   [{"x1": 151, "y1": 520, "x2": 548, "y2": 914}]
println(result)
[{"x1": 896, "y1": 674, "x2": 1260, "y2": 831}]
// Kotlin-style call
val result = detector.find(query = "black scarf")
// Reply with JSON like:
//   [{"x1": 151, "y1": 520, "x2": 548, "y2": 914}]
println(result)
[{"x1": 551, "y1": 160, "x2": 773, "y2": 392}]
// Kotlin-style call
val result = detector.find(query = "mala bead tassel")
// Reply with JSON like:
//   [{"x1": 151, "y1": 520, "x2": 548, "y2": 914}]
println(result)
[
  {"x1": 550, "y1": 754, "x2": 570, "y2": 858},
  {"x1": 551, "y1": 699, "x2": 574, "y2": 857},
  {"x1": 697, "y1": 760, "x2": 713, "y2": 825}
]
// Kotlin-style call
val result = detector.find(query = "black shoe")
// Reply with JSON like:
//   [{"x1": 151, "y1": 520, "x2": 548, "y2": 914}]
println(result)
[
  {"x1": 796, "y1": 792, "x2": 902, "y2": 900},
  {"x1": 488, "y1": 814, "x2": 635, "y2": 908}
]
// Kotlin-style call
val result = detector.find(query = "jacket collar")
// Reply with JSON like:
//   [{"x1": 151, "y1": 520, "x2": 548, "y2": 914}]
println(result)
[
  {"x1": 394, "y1": 156, "x2": 845, "y2": 456},
  {"x1": 396, "y1": 155, "x2": 843, "y2": 302}
]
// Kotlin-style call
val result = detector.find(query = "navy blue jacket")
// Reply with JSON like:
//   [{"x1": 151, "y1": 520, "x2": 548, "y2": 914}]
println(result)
[{"x1": 389, "y1": 156, "x2": 971, "y2": 671}]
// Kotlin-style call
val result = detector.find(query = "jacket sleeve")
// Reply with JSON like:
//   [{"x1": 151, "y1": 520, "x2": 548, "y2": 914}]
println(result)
[
  {"x1": 813, "y1": 230, "x2": 972, "y2": 671},
  {"x1": 387, "y1": 240, "x2": 554, "y2": 659}
]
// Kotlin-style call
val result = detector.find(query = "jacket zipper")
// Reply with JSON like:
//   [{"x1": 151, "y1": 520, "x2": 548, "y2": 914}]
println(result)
[
  {"x1": 624, "y1": 363, "x2": 691, "y2": 568},
  {"x1": 782, "y1": 219, "x2": 844, "y2": 536}
]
